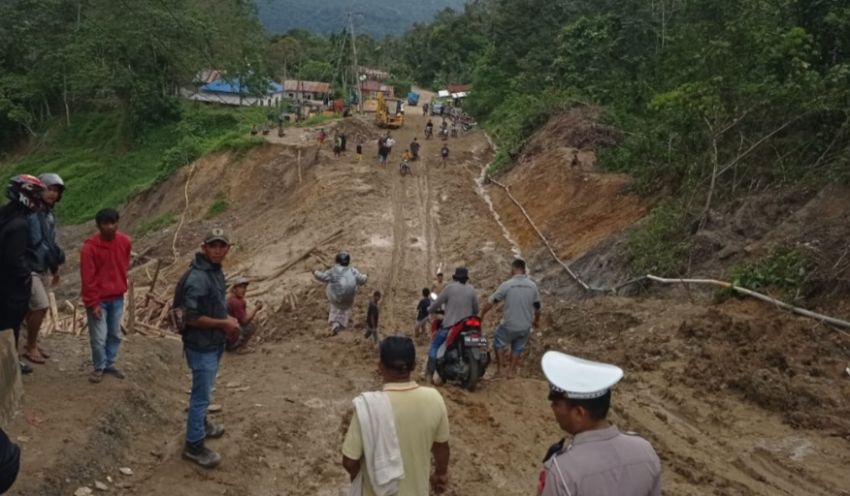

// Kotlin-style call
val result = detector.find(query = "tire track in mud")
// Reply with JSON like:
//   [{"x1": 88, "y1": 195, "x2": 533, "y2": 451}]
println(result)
[{"x1": 384, "y1": 169, "x2": 408, "y2": 327}]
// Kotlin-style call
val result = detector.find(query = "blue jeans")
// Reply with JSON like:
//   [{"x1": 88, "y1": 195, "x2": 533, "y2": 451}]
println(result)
[
  {"x1": 185, "y1": 347, "x2": 223, "y2": 444},
  {"x1": 87, "y1": 298, "x2": 124, "y2": 370},
  {"x1": 429, "y1": 326, "x2": 450, "y2": 359}
]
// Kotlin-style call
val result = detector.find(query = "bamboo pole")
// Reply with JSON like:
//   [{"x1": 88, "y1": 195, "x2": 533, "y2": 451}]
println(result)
[
  {"x1": 145, "y1": 258, "x2": 162, "y2": 307},
  {"x1": 127, "y1": 281, "x2": 136, "y2": 334},
  {"x1": 47, "y1": 292, "x2": 60, "y2": 336}
]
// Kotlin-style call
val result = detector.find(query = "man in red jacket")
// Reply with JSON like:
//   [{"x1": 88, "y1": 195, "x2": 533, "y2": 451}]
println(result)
[{"x1": 80, "y1": 208, "x2": 132, "y2": 384}]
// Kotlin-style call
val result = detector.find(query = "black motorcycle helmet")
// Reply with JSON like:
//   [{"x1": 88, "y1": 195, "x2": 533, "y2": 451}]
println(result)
[
  {"x1": 7, "y1": 175, "x2": 46, "y2": 212},
  {"x1": 335, "y1": 250, "x2": 351, "y2": 267}
]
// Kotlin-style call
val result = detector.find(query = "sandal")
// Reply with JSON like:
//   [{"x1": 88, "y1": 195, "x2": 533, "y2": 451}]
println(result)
[
  {"x1": 23, "y1": 351, "x2": 46, "y2": 365},
  {"x1": 37, "y1": 346, "x2": 50, "y2": 359},
  {"x1": 235, "y1": 346, "x2": 255, "y2": 355},
  {"x1": 89, "y1": 369, "x2": 104, "y2": 384}
]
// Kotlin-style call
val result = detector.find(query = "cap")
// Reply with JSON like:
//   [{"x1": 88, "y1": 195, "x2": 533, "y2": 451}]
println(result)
[
  {"x1": 231, "y1": 276, "x2": 250, "y2": 287},
  {"x1": 541, "y1": 351, "x2": 623, "y2": 399},
  {"x1": 452, "y1": 267, "x2": 469, "y2": 280},
  {"x1": 203, "y1": 228, "x2": 230, "y2": 245}
]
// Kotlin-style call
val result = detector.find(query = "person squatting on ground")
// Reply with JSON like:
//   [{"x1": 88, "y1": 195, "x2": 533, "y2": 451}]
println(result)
[
  {"x1": 313, "y1": 251, "x2": 368, "y2": 336},
  {"x1": 178, "y1": 229, "x2": 239, "y2": 468},
  {"x1": 23, "y1": 173, "x2": 66, "y2": 367},
  {"x1": 80, "y1": 208, "x2": 131, "y2": 384},
  {"x1": 226, "y1": 276, "x2": 263, "y2": 354},
  {"x1": 539, "y1": 352, "x2": 661, "y2": 496},
  {"x1": 414, "y1": 288, "x2": 431, "y2": 341},
  {"x1": 364, "y1": 290, "x2": 381, "y2": 345},
  {"x1": 480, "y1": 258, "x2": 541, "y2": 379},
  {"x1": 342, "y1": 336, "x2": 450, "y2": 496},
  {"x1": 426, "y1": 267, "x2": 479, "y2": 382},
  {"x1": 0, "y1": 175, "x2": 46, "y2": 375}
]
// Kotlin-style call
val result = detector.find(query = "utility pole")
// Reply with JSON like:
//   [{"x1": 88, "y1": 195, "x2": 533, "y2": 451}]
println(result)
[{"x1": 348, "y1": 11, "x2": 363, "y2": 113}]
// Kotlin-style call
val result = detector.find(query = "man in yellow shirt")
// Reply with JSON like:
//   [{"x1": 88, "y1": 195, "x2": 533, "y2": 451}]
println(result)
[{"x1": 342, "y1": 336, "x2": 451, "y2": 495}]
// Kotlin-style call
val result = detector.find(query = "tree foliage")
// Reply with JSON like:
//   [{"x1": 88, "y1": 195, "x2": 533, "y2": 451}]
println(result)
[{"x1": 0, "y1": 0, "x2": 267, "y2": 149}]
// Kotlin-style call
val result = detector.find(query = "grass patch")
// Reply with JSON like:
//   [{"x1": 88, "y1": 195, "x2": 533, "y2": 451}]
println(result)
[
  {"x1": 627, "y1": 203, "x2": 691, "y2": 276},
  {"x1": 135, "y1": 211, "x2": 176, "y2": 237},
  {"x1": 730, "y1": 249, "x2": 810, "y2": 301},
  {"x1": 0, "y1": 102, "x2": 269, "y2": 224},
  {"x1": 205, "y1": 193, "x2": 229, "y2": 219},
  {"x1": 297, "y1": 113, "x2": 339, "y2": 128}
]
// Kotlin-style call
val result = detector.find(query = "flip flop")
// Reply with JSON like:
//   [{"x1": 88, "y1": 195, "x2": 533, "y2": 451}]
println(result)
[
  {"x1": 37, "y1": 346, "x2": 50, "y2": 359},
  {"x1": 23, "y1": 352, "x2": 46, "y2": 365}
]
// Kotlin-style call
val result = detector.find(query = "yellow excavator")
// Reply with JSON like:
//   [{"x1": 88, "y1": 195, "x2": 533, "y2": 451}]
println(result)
[{"x1": 375, "y1": 91, "x2": 404, "y2": 129}]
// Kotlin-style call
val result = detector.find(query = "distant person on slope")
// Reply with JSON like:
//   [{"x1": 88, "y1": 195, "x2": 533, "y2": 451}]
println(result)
[
  {"x1": 410, "y1": 138, "x2": 421, "y2": 160},
  {"x1": 0, "y1": 175, "x2": 46, "y2": 375},
  {"x1": 440, "y1": 144, "x2": 449, "y2": 167},
  {"x1": 80, "y1": 208, "x2": 132, "y2": 384},
  {"x1": 314, "y1": 251, "x2": 368, "y2": 336},
  {"x1": 23, "y1": 173, "x2": 66, "y2": 366}
]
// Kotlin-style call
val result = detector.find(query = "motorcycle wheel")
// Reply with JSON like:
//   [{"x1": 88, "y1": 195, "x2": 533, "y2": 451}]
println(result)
[{"x1": 463, "y1": 352, "x2": 481, "y2": 392}]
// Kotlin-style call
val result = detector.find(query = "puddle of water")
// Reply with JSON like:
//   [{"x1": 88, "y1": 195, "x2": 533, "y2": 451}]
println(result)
[{"x1": 367, "y1": 235, "x2": 392, "y2": 248}]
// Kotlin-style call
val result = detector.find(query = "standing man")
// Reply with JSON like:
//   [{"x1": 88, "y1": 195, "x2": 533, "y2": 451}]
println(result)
[
  {"x1": 0, "y1": 175, "x2": 46, "y2": 375},
  {"x1": 313, "y1": 251, "x2": 368, "y2": 336},
  {"x1": 80, "y1": 208, "x2": 131, "y2": 384},
  {"x1": 480, "y1": 259, "x2": 541, "y2": 379},
  {"x1": 409, "y1": 138, "x2": 421, "y2": 160},
  {"x1": 23, "y1": 173, "x2": 66, "y2": 365},
  {"x1": 342, "y1": 336, "x2": 450, "y2": 495},
  {"x1": 226, "y1": 276, "x2": 263, "y2": 354},
  {"x1": 179, "y1": 229, "x2": 239, "y2": 468},
  {"x1": 431, "y1": 271, "x2": 445, "y2": 296},
  {"x1": 440, "y1": 144, "x2": 449, "y2": 167},
  {"x1": 426, "y1": 267, "x2": 478, "y2": 381},
  {"x1": 539, "y1": 351, "x2": 661, "y2": 496}
]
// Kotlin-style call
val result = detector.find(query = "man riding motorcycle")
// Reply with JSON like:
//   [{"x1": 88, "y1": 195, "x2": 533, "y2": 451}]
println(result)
[{"x1": 426, "y1": 267, "x2": 479, "y2": 382}]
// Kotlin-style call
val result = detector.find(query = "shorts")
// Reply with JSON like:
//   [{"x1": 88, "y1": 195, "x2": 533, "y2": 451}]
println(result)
[
  {"x1": 29, "y1": 273, "x2": 51, "y2": 311},
  {"x1": 494, "y1": 325, "x2": 530, "y2": 355},
  {"x1": 416, "y1": 317, "x2": 429, "y2": 327}
]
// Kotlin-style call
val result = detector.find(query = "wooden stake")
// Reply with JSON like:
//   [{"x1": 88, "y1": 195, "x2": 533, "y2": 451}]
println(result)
[
  {"x1": 71, "y1": 304, "x2": 78, "y2": 336},
  {"x1": 47, "y1": 292, "x2": 60, "y2": 336},
  {"x1": 297, "y1": 149, "x2": 303, "y2": 183},
  {"x1": 145, "y1": 259, "x2": 162, "y2": 307},
  {"x1": 128, "y1": 281, "x2": 136, "y2": 335}
]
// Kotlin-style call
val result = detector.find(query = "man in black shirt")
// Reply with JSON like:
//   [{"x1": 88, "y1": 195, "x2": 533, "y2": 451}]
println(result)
[{"x1": 180, "y1": 229, "x2": 240, "y2": 469}]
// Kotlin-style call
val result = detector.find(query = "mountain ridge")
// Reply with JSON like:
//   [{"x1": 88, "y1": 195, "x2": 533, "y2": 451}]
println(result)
[{"x1": 254, "y1": 0, "x2": 467, "y2": 37}]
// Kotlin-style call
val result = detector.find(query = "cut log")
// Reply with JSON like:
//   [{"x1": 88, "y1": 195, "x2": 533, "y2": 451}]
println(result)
[
  {"x1": 47, "y1": 292, "x2": 60, "y2": 336},
  {"x1": 144, "y1": 259, "x2": 162, "y2": 307},
  {"x1": 128, "y1": 281, "x2": 136, "y2": 334}
]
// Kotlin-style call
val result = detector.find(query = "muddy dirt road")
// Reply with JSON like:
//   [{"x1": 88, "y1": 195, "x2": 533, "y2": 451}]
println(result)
[{"x1": 7, "y1": 108, "x2": 850, "y2": 496}]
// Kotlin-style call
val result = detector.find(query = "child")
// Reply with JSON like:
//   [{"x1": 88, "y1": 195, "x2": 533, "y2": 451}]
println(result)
[
  {"x1": 364, "y1": 291, "x2": 381, "y2": 344},
  {"x1": 414, "y1": 288, "x2": 431, "y2": 340},
  {"x1": 356, "y1": 141, "x2": 363, "y2": 161}
]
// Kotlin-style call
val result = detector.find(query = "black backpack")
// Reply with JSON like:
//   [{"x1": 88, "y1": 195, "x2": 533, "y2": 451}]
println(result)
[{"x1": 169, "y1": 268, "x2": 194, "y2": 334}]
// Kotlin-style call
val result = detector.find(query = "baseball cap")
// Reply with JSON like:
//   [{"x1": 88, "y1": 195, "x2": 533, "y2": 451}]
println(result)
[{"x1": 203, "y1": 228, "x2": 230, "y2": 245}]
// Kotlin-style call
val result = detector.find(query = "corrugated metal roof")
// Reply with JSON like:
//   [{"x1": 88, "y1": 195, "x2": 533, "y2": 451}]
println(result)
[
  {"x1": 201, "y1": 79, "x2": 283, "y2": 95},
  {"x1": 283, "y1": 80, "x2": 331, "y2": 93}
]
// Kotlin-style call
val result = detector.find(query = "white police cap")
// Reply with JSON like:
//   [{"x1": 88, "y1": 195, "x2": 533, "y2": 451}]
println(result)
[{"x1": 542, "y1": 351, "x2": 624, "y2": 399}]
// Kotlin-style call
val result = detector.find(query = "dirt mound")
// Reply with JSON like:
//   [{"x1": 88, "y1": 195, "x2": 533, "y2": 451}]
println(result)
[
  {"x1": 488, "y1": 109, "x2": 648, "y2": 266},
  {"x1": 676, "y1": 305, "x2": 850, "y2": 432}
]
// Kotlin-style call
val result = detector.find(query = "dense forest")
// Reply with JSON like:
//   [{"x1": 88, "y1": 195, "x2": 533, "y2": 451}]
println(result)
[
  {"x1": 3, "y1": 0, "x2": 849, "y2": 273},
  {"x1": 254, "y1": 0, "x2": 467, "y2": 37}
]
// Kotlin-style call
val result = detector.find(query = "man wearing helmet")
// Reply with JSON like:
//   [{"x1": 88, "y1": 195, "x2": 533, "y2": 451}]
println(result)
[
  {"x1": 0, "y1": 175, "x2": 46, "y2": 375},
  {"x1": 23, "y1": 173, "x2": 66, "y2": 366},
  {"x1": 313, "y1": 251, "x2": 368, "y2": 336}
]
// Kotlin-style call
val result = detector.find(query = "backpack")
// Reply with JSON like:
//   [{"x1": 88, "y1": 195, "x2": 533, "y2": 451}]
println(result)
[{"x1": 168, "y1": 268, "x2": 194, "y2": 334}]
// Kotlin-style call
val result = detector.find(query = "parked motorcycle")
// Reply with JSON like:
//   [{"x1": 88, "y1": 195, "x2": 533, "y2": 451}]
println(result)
[{"x1": 431, "y1": 316, "x2": 490, "y2": 391}]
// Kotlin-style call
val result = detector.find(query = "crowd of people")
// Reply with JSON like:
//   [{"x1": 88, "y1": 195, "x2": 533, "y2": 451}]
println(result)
[{"x1": 0, "y1": 103, "x2": 662, "y2": 494}]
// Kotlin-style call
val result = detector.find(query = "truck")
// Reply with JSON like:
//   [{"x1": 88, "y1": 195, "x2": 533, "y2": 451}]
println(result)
[{"x1": 407, "y1": 91, "x2": 420, "y2": 106}]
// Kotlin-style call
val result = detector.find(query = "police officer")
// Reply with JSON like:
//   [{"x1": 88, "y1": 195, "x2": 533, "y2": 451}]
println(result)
[{"x1": 539, "y1": 352, "x2": 661, "y2": 496}]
